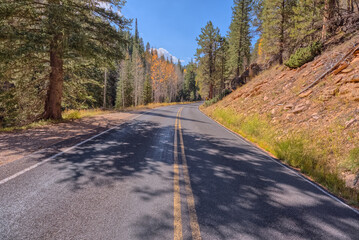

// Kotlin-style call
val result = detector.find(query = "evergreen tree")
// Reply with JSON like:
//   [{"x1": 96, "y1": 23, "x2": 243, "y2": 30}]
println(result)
[
  {"x1": 261, "y1": 0, "x2": 296, "y2": 64},
  {"x1": 143, "y1": 74, "x2": 153, "y2": 105},
  {"x1": 216, "y1": 37, "x2": 230, "y2": 92},
  {"x1": 116, "y1": 53, "x2": 133, "y2": 108},
  {"x1": 196, "y1": 21, "x2": 221, "y2": 99},
  {"x1": 321, "y1": 0, "x2": 337, "y2": 42},
  {"x1": 132, "y1": 43, "x2": 145, "y2": 106},
  {"x1": 184, "y1": 62, "x2": 198, "y2": 101},
  {"x1": 227, "y1": 0, "x2": 252, "y2": 77},
  {"x1": 291, "y1": 0, "x2": 323, "y2": 45},
  {"x1": 0, "y1": 0, "x2": 130, "y2": 120}
]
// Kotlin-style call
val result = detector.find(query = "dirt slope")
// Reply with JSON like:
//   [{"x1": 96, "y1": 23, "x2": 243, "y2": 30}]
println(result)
[{"x1": 204, "y1": 33, "x2": 359, "y2": 191}]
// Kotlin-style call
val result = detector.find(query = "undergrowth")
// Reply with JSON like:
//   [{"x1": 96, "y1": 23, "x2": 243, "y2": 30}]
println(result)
[
  {"x1": 206, "y1": 106, "x2": 359, "y2": 206},
  {"x1": 0, "y1": 102, "x2": 194, "y2": 132},
  {"x1": 285, "y1": 41, "x2": 322, "y2": 69},
  {"x1": 346, "y1": 147, "x2": 359, "y2": 173},
  {"x1": 203, "y1": 89, "x2": 232, "y2": 107}
]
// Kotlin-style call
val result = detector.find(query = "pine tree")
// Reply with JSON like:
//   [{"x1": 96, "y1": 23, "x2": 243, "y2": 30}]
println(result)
[
  {"x1": 116, "y1": 53, "x2": 133, "y2": 108},
  {"x1": 227, "y1": 0, "x2": 252, "y2": 78},
  {"x1": 132, "y1": 44, "x2": 145, "y2": 106},
  {"x1": 321, "y1": 0, "x2": 337, "y2": 42},
  {"x1": 217, "y1": 37, "x2": 229, "y2": 92},
  {"x1": 184, "y1": 62, "x2": 198, "y2": 101},
  {"x1": 0, "y1": 0, "x2": 130, "y2": 119},
  {"x1": 291, "y1": 0, "x2": 323, "y2": 44},
  {"x1": 261, "y1": 0, "x2": 296, "y2": 64},
  {"x1": 143, "y1": 74, "x2": 153, "y2": 105},
  {"x1": 134, "y1": 18, "x2": 139, "y2": 44},
  {"x1": 196, "y1": 21, "x2": 221, "y2": 99}
]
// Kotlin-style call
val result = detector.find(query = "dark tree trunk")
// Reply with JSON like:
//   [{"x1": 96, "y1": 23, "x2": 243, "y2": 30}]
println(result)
[
  {"x1": 322, "y1": 0, "x2": 336, "y2": 42},
  {"x1": 279, "y1": 0, "x2": 285, "y2": 65},
  {"x1": 209, "y1": 84, "x2": 214, "y2": 99},
  {"x1": 43, "y1": 33, "x2": 64, "y2": 120},
  {"x1": 348, "y1": 0, "x2": 354, "y2": 12}
]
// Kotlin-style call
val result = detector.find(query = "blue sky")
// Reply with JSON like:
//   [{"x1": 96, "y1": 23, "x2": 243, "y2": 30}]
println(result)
[{"x1": 122, "y1": 0, "x2": 234, "y2": 64}]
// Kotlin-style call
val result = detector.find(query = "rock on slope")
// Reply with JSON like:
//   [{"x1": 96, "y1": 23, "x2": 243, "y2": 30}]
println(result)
[{"x1": 205, "y1": 32, "x2": 359, "y2": 190}]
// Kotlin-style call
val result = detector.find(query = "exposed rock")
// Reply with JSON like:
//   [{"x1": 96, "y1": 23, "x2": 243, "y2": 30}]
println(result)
[
  {"x1": 351, "y1": 89, "x2": 359, "y2": 101},
  {"x1": 333, "y1": 62, "x2": 349, "y2": 75},
  {"x1": 345, "y1": 118, "x2": 357, "y2": 129},
  {"x1": 283, "y1": 83, "x2": 292, "y2": 90},
  {"x1": 278, "y1": 73, "x2": 286, "y2": 79},
  {"x1": 263, "y1": 96, "x2": 269, "y2": 101},
  {"x1": 284, "y1": 104, "x2": 294, "y2": 110},
  {"x1": 298, "y1": 63, "x2": 308, "y2": 71},
  {"x1": 324, "y1": 87, "x2": 339, "y2": 96},
  {"x1": 350, "y1": 57, "x2": 359, "y2": 67},
  {"x1": 285, "y1": 114, "x2": 292, "y2": 121},
  {"x1": 341, "y1": 67, "x2": 354, "y2": 74},
  {"x1": 347, "y1": 75, "x2": 359, "y2": 83},
  {"x1": 299, "y1": 90, "x2": 312, "y2": 98},
  {"x1": 271, "y1": 108, "x2": 276, "y2": 115},
  {"x1": 339, "y1": 85, "x2": 352, "y2": 95},
  {"x1": 312, "y1": 113, "x2": 320, "y2": 120},
  {"x1": 292, "y1": 104, "x2": 307, "y2": 114},
  {"x1": 320, "y1": 87, "x2": 338, "y2": 101},
  {"x1": 334, "y1": 76, "x2": 343, "y2": 84}
]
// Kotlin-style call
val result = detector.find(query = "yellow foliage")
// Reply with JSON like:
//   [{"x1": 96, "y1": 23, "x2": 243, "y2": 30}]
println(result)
[{"x1": 258, "y1": 38, "x2": 263, "y2": 56}]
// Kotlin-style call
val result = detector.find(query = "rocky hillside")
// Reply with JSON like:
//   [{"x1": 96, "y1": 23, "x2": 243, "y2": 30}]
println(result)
[{"x1": 203, "y1": 32, "x2": 359, "y2": 203}]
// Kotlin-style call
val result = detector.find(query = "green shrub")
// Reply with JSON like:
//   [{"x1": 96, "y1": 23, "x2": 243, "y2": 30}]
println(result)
[
  {"x1": 63, "y1": 110, "x2": 81, "y2": 120},
  {"x1": 285, "y1": 41, "x2": 322, "y2": 69},
  {"x1": 347, "y1": 147, "x2": 359, "y2": 173},
  {"x1": 203, "y1": 89, "x2": 232, "y2": 107},
  {"x1": 275, "y1": 137, "x2": 317, "y2": 173}
]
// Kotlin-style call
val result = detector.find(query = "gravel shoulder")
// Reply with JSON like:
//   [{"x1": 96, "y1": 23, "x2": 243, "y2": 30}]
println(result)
[{"x1": 0, "y1": 111, "x2": 137, "y2": 166}]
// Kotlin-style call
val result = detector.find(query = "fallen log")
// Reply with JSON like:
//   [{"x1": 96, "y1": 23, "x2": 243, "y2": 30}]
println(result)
[{"x1": 298, "y1": 43, "x2": 359, "y2": 95}]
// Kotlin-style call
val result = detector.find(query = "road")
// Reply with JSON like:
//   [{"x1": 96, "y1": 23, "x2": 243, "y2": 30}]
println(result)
[{"x1": 0, "y1": 102, "x2": 358, "y2": 240}]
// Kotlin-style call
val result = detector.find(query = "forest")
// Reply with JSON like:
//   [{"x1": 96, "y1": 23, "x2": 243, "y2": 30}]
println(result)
[
  {"x1": 195, "y1": 0, "x2": 359, "y2": 101},
  {"x1": 1, "y1": 0, "x2": 359, "y2": 127},
  {"x1": 0, "y1": 1, "x2": 198, "y2": 127}
]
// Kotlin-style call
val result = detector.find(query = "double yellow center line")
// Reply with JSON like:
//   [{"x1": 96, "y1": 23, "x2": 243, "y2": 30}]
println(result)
[{"x1": 174, "y1": 108, "x2": 202, "y2": 240}]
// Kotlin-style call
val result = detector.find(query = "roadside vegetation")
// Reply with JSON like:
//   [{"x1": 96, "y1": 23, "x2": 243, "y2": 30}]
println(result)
[
  {"x1": 0, "y1": 102, "x2": 192, "y2": 132},
  {"x1": 193, "y1": 0, "x2": 359, "y2": 206},
  {"x1": 202, "y1": 106, "x2": 359, "y2": 206},
  {"x1": 0, "y1": 1, "x2": 199, "y2": 129}
]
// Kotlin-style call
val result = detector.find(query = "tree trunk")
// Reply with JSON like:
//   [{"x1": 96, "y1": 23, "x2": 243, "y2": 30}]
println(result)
[
  {"x1": 348, "y1": 0, "x2": 354, "y2": 12},
  {"x1": 236, "y1": 0, "x2": 245, "y2": 77},
  {"x1": 43, "y1": 33, "x2": 64, "y2": 120},
  {"x1": 209, "y1": 83, "x2": 213, "y2": 99},
  {"x1": 322, "y1": 0, "x2": 336, "y2": 42},
  {"x1": 103, "y1": 69, "x2": 107, "y2": 109},
  {"x1": 279, "y1": 0, "x2": 285, "y2": 65}
]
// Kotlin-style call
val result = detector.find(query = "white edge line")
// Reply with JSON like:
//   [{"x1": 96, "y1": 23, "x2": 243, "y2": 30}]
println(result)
[
  {"x1": 0, "y1": 111, "x2": 147, "y2": 186},
  {"x1": 197, "y1": 105, "x2": 359, "y2": 216}
]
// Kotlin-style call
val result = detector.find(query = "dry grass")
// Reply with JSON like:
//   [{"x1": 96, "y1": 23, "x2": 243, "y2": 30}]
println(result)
[
  {"x1": 122, "y1": 101, "x2": 194, "y2": 111},
  {"x1": 202, "y1": 105, "x2": 359, "y2": 206},
  {"x1": 0, "y1": 102, "x2": 194, "y2": 132}
]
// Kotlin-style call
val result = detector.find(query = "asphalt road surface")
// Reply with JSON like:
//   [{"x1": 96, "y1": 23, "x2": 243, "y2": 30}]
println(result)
[{"x1": 1, "y1": 102, "x2": 358, "y2": 240}]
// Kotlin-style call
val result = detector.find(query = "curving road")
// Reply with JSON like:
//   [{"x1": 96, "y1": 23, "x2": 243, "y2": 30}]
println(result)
[{"x1": 0, "y1": 102, "x2": 358, "y2": 239}]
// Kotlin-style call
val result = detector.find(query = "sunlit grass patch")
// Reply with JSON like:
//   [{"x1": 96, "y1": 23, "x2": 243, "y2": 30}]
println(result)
[
  {"x1": 346, "y1": 147, "x2": 359, "y2": 173},
  {"x1": 122, "y1": 101, "x2": 194, "y2": 111},
  {"x1": 0, "y1": 120, "x2": 59, "y2": 132},
  {"x1": 62, "y1": 108, "x2": 109, "y2": 120},
  {"x1": 203, "y1": 105, "x2": 359, "y2": 206}
]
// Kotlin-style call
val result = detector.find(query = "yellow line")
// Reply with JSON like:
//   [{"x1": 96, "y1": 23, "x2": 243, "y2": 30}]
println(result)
[
  {"x1": 178, "y1": 110, "x2": 202, "y2": 240},
  {"x1": 174, "y1": 109, "x2": 183, "y2": 240}
]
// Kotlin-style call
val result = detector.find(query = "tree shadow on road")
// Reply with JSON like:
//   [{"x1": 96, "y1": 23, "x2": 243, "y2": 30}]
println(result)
[{"x1": 44, "y1": 109, "x2": 359, "y2": 240}]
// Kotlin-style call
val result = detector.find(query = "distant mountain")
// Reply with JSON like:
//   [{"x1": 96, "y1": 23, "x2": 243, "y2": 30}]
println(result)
[{"x1": 153, "y1": 48, "x2": 184, "y2": 64}]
